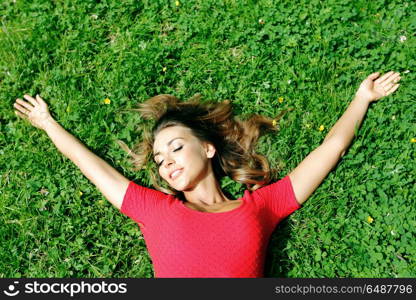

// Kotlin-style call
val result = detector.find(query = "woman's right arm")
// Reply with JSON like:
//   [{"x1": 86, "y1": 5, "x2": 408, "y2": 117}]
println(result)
[
  {"x1": 14, "y1": 94, "x2": 130, "y2": 210},
  {"x1": 44, "y1": 118, "x2": 130, "y2": 209}
]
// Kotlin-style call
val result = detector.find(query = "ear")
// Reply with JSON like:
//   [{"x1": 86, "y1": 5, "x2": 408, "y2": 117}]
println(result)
[{"x1": 204, "y1": 142, "x2": 216, "y2": 159}]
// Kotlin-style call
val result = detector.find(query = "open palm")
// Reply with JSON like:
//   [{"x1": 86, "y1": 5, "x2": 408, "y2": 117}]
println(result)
[
  {"x1": 13, "y1": 94, "x2": 54, "y2": 131},
  {"x1": 355, "y1": 71, "x2": 401, "y2": 103}
]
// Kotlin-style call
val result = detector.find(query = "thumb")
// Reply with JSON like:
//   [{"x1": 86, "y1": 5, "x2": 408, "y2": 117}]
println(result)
[
  {"x1": 367, "y1": 72, "x2": 380, "y2": 80},
  {"x1": 36, "y1": 94, "x2": 48, "y2": 107}
]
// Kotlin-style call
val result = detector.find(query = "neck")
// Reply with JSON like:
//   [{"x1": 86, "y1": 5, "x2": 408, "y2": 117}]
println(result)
[{"x1": 182, "y1": 172, "x2": 230, "y2": 206}]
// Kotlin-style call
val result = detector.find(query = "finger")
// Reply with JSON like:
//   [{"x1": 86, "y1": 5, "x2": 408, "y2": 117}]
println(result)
[
  {"x1": 386, "y1": 84, "x2": 400, "y2": 95},
  {"x1": 367, "y1": 72, "x2": 380, "y2": 80},
  {"x1": 383, "y1": 73, "x2": 401, "y2": 84},
  {"x1": 381, "y1": 74, "x2": 401, "y2": 89},
  {"x1": 15, "y1": 98, "x2": 34, "y2": 111},
  {"x1": 14, "y1": 102, "x2": 30, "y2": 114},
  {"x1": 375, "y1": 71, "x2": 395, "y2": 84},
  {"x1": 14, "y1": 110, "x2": 27, "y2": 119},
  {"x1": 36, "y1": 94, "x2": 47, "y2": 106},
  {"x1": 23, "y1": 94, "x2": 39, "y2": 107}
]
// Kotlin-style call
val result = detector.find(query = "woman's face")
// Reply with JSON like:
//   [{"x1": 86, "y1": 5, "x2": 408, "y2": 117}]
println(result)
[{"x1": 153, "y1": 125, "x2": 216, "y2": 191}]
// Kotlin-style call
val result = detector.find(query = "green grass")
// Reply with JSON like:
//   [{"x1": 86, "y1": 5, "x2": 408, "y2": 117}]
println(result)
[{"x1": 0, "y1": 0, "x2": 415, "y2": 278}]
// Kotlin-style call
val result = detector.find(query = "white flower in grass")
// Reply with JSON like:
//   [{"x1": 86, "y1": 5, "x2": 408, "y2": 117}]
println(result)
[{"x1": 399, "y1": 35, "x2": 407, "y2": 42}]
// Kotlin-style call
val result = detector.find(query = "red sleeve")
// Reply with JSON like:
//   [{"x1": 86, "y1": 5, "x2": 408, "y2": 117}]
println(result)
[
  {"x1": 120, "y1": 181, "x2": 168, "y2": 227},
  {"x1": 252, "y1": 175, "x2": 301, "y2": 223}
]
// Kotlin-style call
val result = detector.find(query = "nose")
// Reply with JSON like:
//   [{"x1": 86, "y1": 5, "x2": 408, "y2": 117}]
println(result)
[
  {"x1": 162, "y1": 157, "x2": 176, "y2": 178},
  {"x1": 163, "y1": 156, "x2": 175, "y2": 168}
]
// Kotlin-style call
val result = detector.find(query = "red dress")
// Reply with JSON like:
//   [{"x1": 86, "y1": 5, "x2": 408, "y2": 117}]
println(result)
[{"x1": 120, "y1": 175, "x2": 301, "y2": 278}]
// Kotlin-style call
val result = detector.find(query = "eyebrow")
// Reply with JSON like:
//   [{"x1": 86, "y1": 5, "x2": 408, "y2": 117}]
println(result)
[{"x1": 153, "y1": 137, "x2": 185, "y2": 157}]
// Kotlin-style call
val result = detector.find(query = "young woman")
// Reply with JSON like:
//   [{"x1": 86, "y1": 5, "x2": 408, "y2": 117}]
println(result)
[{"x1": 13, "y1": 71, "x2": 401, "y2": 278}]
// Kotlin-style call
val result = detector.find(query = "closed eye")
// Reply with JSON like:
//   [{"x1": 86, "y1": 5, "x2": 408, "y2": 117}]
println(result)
[{"x1": 157, "y1": 146, "x2": 183, "y2": 167}]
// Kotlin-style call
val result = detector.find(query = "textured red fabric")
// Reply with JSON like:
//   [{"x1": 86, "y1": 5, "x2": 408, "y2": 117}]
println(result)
[{"x1": 120, "y1": 175, "x2": 301, "y2": 278}]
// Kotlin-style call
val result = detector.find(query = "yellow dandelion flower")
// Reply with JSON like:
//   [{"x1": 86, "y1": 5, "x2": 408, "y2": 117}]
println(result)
[
  {"x1": 278, "y1": 97, "x2": 284, "y2": 103},
  {"x1": 318, "y1": 125, "x2": 325, "y2": 131},
  {"x1": 411, "y1": 138, "x2": 416, "y2": 143},
  {"x1": 367, "y1": 216, "x2": 374, "y2": 224},
  {"x1": 104, "y1": 98, "x2": 111, "y2": 104},
  {"x1": 162, "y1": 66, "x2": 167, "y2": 72},
  {"x1": 79, "y1": 191, "x2": 83, "y2": 196},
  {"x1": 272, "y1": 120, "x2": 277, "y2": 127},
  {"x1": 175, "y1": 0, "x2": 180, "y2": 6}
]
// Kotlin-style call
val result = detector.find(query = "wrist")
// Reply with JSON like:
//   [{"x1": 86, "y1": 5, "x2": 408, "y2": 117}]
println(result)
[
  {"x1": 42, "y1": 116, "x2": 58, "y2": 132},
  {"x1": 353, "y1": 94, "x2": 372, "y2": 105}
]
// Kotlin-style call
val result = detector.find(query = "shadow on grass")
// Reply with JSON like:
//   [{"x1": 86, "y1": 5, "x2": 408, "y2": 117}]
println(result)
[{"x1": 264, "y1": 219, "x2": 296, "y2": 277}]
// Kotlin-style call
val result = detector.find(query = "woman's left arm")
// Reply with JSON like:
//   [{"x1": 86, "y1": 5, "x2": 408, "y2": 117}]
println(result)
[
  {"x1": 324, "y1": 71, "x2": 401, "y2": 153},
  {"x1": 288, "y1": 71, "x2": 401, "y2": 206}
]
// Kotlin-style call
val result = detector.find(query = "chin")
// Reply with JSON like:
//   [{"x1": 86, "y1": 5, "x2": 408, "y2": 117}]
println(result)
[
  {"x1": 170, "y1": 183, "x2": 188, "y2": 192},
  {"x1": 169, "y1": 179, "x2": 194, "y2": 192}
]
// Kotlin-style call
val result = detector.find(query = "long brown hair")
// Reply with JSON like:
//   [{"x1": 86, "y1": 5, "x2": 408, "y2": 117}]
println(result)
[{"x1": 117, "y1": 93, "x2": 292, "y2": 197}]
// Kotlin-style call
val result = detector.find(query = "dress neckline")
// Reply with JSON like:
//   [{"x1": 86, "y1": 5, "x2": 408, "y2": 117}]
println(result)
[{"x1": 178, "y1": 196, "x2": 246, "y2": 215}]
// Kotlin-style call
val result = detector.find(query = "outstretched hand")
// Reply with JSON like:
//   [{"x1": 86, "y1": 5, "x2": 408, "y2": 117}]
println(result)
[
  {"x1": 13, "y1": 94, "x2": 54, "y2": 131},
  {"x1": 355, "y1": 71, "x2": 401, "y2": 103}
]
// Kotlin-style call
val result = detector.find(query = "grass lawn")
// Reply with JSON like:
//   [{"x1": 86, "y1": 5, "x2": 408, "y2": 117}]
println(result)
[{"x1": 0, "y1": 0, "x2": 414, "y2": 277}]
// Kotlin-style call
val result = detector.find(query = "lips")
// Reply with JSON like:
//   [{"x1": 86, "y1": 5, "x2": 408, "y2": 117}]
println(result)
[{"x1": 169, "y1": 168, "x2": 183, "y2": 180}]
